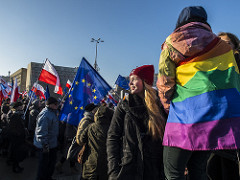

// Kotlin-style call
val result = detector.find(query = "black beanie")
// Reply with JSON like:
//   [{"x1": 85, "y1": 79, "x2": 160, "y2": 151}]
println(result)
[
  {"x1": 46, "y1": 97, "x2": 58, "y2": 105},
  {"x1": 10, "y1": 101, "x2": 23, "y2": 108},
  {"x1": 85, "y1": 103, "x2": 98, "y2": 112},
  {"x1": 176, "y1": 6, "x2": 208, "y2": 29}
]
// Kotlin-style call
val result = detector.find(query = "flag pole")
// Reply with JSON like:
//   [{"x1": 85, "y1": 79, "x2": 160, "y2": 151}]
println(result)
[{"x1": 23, "y1": 58, "x2": 47, "y2": 119}]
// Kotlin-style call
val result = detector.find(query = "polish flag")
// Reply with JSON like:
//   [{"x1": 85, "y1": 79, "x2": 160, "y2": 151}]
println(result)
[
  {"x1": 32, "y1": 83, "x2": 46, "y2": 99},
  {"x1": 22, "y1": 90, "x2": 28, "y2": 97},
  {"x1": 38, "y1": 59, "x2": 63, "y2": 95},
  {"x1": 10, "y1": 77, "x2": 20, "y2": 103},
  {"x1": 66, "y1": 80, "x2": 72, "y2": 89}
]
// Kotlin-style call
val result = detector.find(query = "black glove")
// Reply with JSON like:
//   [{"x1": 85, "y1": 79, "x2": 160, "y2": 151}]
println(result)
[{"x1": 43, "y1": 144, "x2": 49, "y2": 153}]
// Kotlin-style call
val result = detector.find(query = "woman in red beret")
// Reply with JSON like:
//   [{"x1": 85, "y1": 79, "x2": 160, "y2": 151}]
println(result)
[{"x1": 107, "y1": 65, "x2": 167, "y2": 180}]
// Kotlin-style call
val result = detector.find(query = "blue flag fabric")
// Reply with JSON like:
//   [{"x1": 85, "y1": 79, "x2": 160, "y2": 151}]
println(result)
[
  {"x1": 45, "y1": 85, "x2": 50, "y2": 100},
  {"x1": 115, "y1": 75, "x2": 129, "y2": 90},
  {"x1": 63, "y1": 87, "x2": 68, "y2": 95},
  {"x1": 59, "y1": 57, "x2": 112, "y2": 126},
  {"x1": 28, "y1": 90, "x2": 37, "y2": 100}
]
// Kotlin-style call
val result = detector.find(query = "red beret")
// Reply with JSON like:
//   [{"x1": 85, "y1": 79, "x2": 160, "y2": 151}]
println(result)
[{"x1": 129, "y1": 65, "x2": 154, "y2": 86}]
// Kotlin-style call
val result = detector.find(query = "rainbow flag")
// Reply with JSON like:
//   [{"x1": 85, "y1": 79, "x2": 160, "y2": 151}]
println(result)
[{"x1": 163, "y1": 38, "x2": 240, "y2": 150}]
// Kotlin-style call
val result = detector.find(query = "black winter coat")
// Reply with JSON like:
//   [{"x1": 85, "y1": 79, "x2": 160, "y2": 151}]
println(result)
[
  {"x1": 80, "y1": 106, "x2": 114, "y2": 180},
  {"x1": 107, "y1": 94, "x2": 166, "y2": 180}
]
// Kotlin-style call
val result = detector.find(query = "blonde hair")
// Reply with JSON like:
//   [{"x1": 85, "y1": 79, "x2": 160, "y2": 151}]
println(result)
[{"x1": 144, "y1": 82, "x2": 166, "y2": 140}]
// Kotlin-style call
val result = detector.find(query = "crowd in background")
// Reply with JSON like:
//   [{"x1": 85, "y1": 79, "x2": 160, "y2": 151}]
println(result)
[{"x1": 0, "y1": 5, "x2": 240, "y2": 180}]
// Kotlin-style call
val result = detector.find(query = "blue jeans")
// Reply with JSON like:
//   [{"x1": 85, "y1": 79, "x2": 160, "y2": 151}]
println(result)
[
  {"x1": 36, "y1": 147, "x2": 58, "y2": 180},
  {"x1": 163, "y1": 146, "x2": 210, "y2": 180}
]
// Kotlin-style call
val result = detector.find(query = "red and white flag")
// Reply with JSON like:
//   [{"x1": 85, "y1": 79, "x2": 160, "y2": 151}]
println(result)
[
  {"x1": 38, "y1": 59, "x2": 63, "y2": 95},
  {"x1": 66, "y1": 80, "x2": 72, "y2": 89},
  {"x1": 22, "y1": 90, "x2": 28, "y2": 97},
  {"x1": 32, "y1": 82, "x2": 46, "y2": 99},
  {"x1": 10, "y1": 77, "x2": 20, "y2": 103}
]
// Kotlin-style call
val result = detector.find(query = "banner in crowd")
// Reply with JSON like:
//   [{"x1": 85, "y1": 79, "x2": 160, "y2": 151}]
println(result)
[
  {"x1": 115, "y1": 74, "x2": 129, "y2": 90},
  {"x1": 66, "y1": 80, "x2": 72, "y2": 89},
  {"x1": 32, "y1": 82, "x2": 46, "y2": 100},
  {"x1": 10, "y1": 77, "x2": 19, "y2": 103},
  {"x1": 38, "y1": 59, "x2": 63, "y2": 95},
  {"x1": 59, "y1": 57, "x2": 112, "y2": 126}
]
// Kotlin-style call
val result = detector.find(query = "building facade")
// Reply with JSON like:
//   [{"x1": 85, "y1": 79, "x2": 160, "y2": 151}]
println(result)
[{"x1": 10, "y1": 68, "x2": 27, "y2": 92}]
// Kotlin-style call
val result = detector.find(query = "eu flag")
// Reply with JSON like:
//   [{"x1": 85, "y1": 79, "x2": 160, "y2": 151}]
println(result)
[
  {"x1": 115, "y1": 75, "x2": 129, "y2": 90},
  {"x1": 59, "y1": 57, "x2": 112, "y2": 126}
]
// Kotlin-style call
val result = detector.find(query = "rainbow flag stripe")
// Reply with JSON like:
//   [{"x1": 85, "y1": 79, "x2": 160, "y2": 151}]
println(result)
[{"x1": 163, "y1": 40, "x2": 240, "y2": 150}]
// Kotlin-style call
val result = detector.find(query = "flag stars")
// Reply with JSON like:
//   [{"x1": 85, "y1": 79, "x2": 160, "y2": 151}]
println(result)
[
  {"x1": 87, "y1": 83, "x2": 91, "y2": 87},
  {"x1": 71, "y1": 87, "x2": 74, "y2": 91},
  {"x1": 69, "y1": 101, "x2": 73, "y2": 105},
  {"x1": 92, "y1": 89, "x2": 96, "y2": 93},
  {"x1": 94, "y1": 96, "x2": 97, "y2": 100},
  {"x1": 75, "y1": 81, "x2": 79, "y2": 85},
  {"x1": 75, "y1": 106, "x2": 78, "y2": 110},
  {"x1": 80, "y1": 106, "x2": 84, "y2": 110},
  {"x1": 82, "y1": 79, "x2": 85, "y2": 83}
]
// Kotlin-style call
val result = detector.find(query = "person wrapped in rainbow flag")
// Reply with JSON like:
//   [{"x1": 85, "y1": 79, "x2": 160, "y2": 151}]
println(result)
[{"x1": 157, "y1": 6, "x2": 240, "y2": 180}]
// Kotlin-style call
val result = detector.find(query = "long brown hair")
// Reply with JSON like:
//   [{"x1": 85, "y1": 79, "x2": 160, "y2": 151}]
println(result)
[{"x1": 143, "y1": 82, "x2": 166, "y2": 140}]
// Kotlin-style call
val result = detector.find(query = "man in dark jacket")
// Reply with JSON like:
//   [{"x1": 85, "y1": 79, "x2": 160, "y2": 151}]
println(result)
[
  {"x1": 79, "y1": 105, "x2": 114, "y2": 180},
  {"x1": 28, "y1": 99, "x2": 41, "y2": 156},
  {"x1": 7, "y1": 101, "x2": 27, "y2": 173},
  {"x1": 0, "y1": 98, "x2": 10, "y2": 156}
]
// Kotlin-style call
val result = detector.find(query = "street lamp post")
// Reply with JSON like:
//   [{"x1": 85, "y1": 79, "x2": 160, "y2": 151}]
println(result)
[{"x1": 91, "y1": 38, "x2": 104, "y2": 72}]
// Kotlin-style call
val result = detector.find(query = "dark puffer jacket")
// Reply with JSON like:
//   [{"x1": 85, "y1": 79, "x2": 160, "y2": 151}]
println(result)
[
  {"x1": 28, "y1": 100, "x2": 40, "y2": 132},
  {"x1": 107, "y1": 94, "x2": 167, "y2": 180},
  {"x1": 80, "y1": 106, "x2": 114, "y2": 180}
]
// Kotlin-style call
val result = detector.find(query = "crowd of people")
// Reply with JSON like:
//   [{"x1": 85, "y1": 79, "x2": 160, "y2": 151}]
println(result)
[{"x1": 0, "y1": 5, "x2": 240, "y2": 180}]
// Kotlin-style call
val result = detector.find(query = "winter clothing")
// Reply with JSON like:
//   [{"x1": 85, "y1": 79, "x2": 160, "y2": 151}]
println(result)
[
  {"x1": 34, "y1": 107, "x2": 59, "y2": 149},
  {"x1": 10, "y1": 101, "x2": 23, "y2": 109},
  {"x1": 176, "y1": 6, "x2": 208, "y2": 29},
  {"x1": 28, "y1": 100, "x2": 40, "y2": 132},
  {"x1": 76, "y1": 111, "x2": 94, "y2": 145},
  {"x1": 79, "y1": 106, "x2": 113, "y2": 180},
  {"x1": 157, "y1": 6, "x2": 240, "y2": 180},
  {"x1": 157, "y1": 9, "x2": 240, "y2": 151},
  {"x1": 1, "y1": 102, "x2": 10, "y2": 114},
  {"x1": 129, "y1": 65, "x2": 154, "y2": 86},
  {"x1": 34, "y1": 106, "x2": 59, "y2": 180},
  {"x1": 107, "y1": 94, "x2": 166, "y2": 180},
  {"x1": 7, "y1": 109, "x2": 28, "y2": 172},
  {"x1": 85, "y1": 103, "x2": 98, "y2": 112},
  {"x1": 36, "y1": 147, "x2": 58, "y2": 180},
  {"x1": 46, "y1": 97, "x2": 58, "y2": 105}
]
